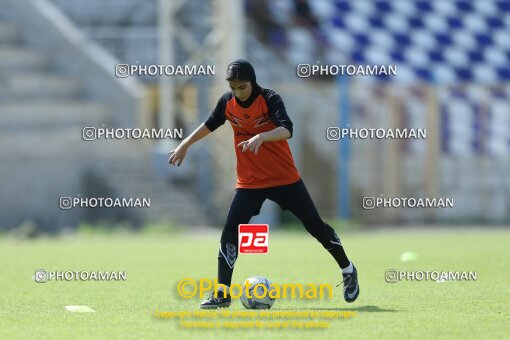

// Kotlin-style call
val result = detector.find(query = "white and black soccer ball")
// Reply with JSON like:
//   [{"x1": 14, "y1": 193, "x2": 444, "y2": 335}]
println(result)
[{"x1": 240, "y1": 276, "x2": 275, "y2": 309}]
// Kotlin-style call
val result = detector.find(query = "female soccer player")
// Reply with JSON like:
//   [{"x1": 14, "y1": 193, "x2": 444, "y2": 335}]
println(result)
[{"x1": 168, "y1": 59, "x2": 359, "y2": 308}]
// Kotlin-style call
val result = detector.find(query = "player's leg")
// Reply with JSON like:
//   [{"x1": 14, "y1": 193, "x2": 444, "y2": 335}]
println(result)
[
  {"x1": 267, "y1": 179, "x2": 359, "y2": 302},
  {"x1": 217, "y1": 189, "x2": 265, "y2": 288},
  {"x1": 200, "y1": 188, "x2": 265, "y2": 309}
]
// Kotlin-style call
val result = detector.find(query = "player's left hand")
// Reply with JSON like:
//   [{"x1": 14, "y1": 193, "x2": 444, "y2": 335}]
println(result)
[{"x1": 237, "y1": 134, "x2": 264, "y2": 154}]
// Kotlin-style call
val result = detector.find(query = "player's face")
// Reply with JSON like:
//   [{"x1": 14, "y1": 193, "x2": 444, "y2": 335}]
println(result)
[{"x1": 228, "y1": 80, "x2": 252, "y2": 101}]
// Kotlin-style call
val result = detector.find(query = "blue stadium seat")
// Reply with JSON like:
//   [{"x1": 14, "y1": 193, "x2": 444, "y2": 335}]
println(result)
[{"x1": 320, "y1": 0, "x2": 510, "y2": 84}]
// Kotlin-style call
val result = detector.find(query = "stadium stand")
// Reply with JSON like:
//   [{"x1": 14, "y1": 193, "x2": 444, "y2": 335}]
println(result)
[
  {"x1": 0, "y1": 0, "x2": 208, "y2": 230},
  {"x1": 48, "y1": 0, "x2": 510, "y2": 223}
]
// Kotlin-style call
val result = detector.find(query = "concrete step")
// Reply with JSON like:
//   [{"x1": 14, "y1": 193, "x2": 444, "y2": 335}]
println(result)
[
  {"x1": 0, "y1": 46, "x2": 48, "y2": 72},
  {"x1": 0, "y1": 24, "x2": 20, "y2": 45},
  {"x1": 95, "y1": 168, "x2": 207, "y2": 225},
  {"x1": 0, "y1": 73, "x2": 81, "y2": 99},
  {"x1": 0, "y1": 101, "x2": 109, "y2": 129},
  {"x1": 0, "y1": 135, "x2": 146, "y2": 161}
]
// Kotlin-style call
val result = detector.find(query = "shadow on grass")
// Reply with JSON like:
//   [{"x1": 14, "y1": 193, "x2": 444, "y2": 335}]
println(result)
[{"x1": 277, "y1": 305, "x2": 399, "y2": 313}]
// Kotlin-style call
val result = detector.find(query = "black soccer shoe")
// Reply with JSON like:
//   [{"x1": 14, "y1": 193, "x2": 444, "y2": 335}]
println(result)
[
  {"x1": 200, "y1": 292, "x2": 231, "y2": 309},
  {"x1": 339, "y1": 265, "x2": 359, "y2": 303}
]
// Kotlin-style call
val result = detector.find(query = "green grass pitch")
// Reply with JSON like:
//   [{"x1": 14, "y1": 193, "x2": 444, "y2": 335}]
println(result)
[{"x1": 0, "y1": 229, "x2": 508, "y2": 339}]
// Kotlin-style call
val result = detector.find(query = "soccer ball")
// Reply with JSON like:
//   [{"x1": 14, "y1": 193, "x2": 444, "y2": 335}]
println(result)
[{"x1": 240, "y1": 276, "x2": 275, "y2": 309}]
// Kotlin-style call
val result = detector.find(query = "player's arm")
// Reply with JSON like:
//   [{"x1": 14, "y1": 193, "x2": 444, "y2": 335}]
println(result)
[
  {"x1": 259, "y1": 126, "x2": 291, "y2": 141},
  {"x1": 237, "y1": 126, "x2": 290, "y2": 154},
  {"x1": 168, "y1": 123, "x2": 211, "y2": 166},
  {"x1": 238, "y1": 90, "x2": 292, "y2": 154},
  {"x1": 169, "y1": 93, "x2": 229, "y2": 166}
]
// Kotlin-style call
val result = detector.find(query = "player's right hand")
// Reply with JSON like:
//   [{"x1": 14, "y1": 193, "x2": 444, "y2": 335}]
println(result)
[{"x1": 168, "y1": 145, "x2": 187, "y2": 166}]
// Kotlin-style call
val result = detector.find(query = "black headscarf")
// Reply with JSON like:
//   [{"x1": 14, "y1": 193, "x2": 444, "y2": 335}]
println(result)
[{"x1": 226, "y1": 59, "x2": 261, "y2": 107}]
